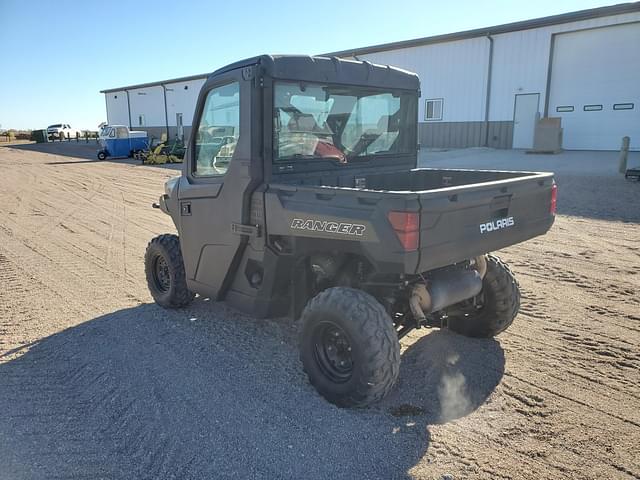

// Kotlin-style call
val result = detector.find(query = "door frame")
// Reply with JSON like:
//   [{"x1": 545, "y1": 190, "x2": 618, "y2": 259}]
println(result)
[
  {"x1": 512, "y1": 93, "x2": 540, "y2": 149},
  {"x1": 177, "y1": 63, "x2": 263, "y2": 300}
]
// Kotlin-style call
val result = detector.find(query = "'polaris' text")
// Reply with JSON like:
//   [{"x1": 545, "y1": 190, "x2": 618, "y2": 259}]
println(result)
[{"x1": 479, "y1": 216, "x2": 515, "y2": 234}]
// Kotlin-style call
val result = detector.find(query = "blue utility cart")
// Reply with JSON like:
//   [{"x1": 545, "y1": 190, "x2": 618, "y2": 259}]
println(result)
[{"x1": 97, "y1": 125, "x2": 148, "y2": 160}]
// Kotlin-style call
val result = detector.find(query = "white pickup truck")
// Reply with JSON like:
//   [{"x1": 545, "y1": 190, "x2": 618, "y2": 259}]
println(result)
[{"x1": 47, "y1": 124, "x2": 81, "y2": 140}]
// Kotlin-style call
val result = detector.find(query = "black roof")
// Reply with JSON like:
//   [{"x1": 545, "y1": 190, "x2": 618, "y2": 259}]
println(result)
[
  {"x1": 326, "y1": 2, "x2": 640, "y2": 57},
  {"x1": 208, "y1": 55, "x2": 420, "y2": 90}
]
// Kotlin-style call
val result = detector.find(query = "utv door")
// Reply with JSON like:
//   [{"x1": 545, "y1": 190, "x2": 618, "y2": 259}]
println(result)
[{"x1": 177, "y1": 66, "x2": 259, "y2": 299}]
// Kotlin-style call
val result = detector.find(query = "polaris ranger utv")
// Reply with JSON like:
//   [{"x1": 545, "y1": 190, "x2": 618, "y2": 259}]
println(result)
[{"x1": 145, "y1": 55, "x2": 557, "y2": 407}]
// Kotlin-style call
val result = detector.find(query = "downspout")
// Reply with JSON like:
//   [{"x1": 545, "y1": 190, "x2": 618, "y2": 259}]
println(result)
[
  {"x1": 125, "y1": 90, "x2": 132, "y2": 129},
  {"x1": 543, "y1": 33, "x2": 557, "y2": 118},
  {"x1": 484, "y1": 34, "x2": 494, "y2": 147},
  {"x1": 161, "y1": 84, "x2": 170, "y2": 141}
]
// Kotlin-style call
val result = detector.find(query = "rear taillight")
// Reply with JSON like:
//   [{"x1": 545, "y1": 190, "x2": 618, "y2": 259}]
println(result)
[
  {"x1": 387, "y1": 211, "x2": 419, "y2": 251},
  {"x1": 550, "y1": 183, "x2": 558, "y2": 215}
]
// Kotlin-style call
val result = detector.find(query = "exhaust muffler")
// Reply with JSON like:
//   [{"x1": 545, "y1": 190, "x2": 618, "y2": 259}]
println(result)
[{"x1": 409, "y1": 256, "x2": 486, "y2": 324}]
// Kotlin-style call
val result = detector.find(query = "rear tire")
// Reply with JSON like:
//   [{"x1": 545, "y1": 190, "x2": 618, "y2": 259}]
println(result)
[
  {"x1": 145, "y1": 234, "x2": 194, "y2": 308},
  {"x1": 446, "y1": 254, "x2": 520, "y2": 338},
  {"x1": 299, "y1": 287, "x2": 400, "y2": 408}
]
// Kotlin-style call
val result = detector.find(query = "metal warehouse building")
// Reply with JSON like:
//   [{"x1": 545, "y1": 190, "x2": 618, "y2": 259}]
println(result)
[
  {"x1": 101, "y1": 73, "x2": 208, "y2": 143},
  {"x1": 101, "y1": 3, "x2": 640, "y2": 151}
]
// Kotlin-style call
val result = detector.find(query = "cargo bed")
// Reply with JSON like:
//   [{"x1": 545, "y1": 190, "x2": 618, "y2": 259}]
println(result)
[{"x1": 268, "y1": 167, "x2": 555, "y2": 274}]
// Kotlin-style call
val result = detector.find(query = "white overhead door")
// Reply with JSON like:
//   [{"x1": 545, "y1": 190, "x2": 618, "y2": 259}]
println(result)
[{"x1": 548, "y1": 22, "x2": 640, "y2": 151}]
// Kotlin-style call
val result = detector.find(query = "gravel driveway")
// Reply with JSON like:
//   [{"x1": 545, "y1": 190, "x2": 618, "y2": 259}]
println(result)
[{"x1": 1, "y1": 143, "x2": 638, "y2": 479}]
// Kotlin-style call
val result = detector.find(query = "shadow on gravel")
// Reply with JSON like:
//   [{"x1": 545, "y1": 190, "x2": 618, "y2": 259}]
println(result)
[
  {"x1": 5, "y1": 141, "x2": 99, "y2": 160},
  {"x1": 43, "y1": 158, "x2": 182, "y2": 171},
  {"x1": 0, "y1": 300, "x2": 504, "y2": 479},
  {"x1": 380, "y1": 330, "x2": 505, "y2": 425},
  {"x1": 4, "y1": 142, "x2": 182, "y2": 171}
]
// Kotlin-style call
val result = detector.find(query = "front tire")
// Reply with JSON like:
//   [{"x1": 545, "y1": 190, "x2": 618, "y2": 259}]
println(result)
[
  {"x1": 145, "y1": 234, "x2": 194, "y2": 308},
  {"x1": 446, "y1": 254, "x2": 520, "y2": 338},
  {"x1": 97, "y1": 151, "x2": 107, "y2": 160},
  {"x1": 299, "y1": 287, "x2": 400, "y2": 408}
]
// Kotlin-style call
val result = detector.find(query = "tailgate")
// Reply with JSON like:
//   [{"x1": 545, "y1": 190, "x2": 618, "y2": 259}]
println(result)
[{"x1": 416, "y1": 172, "x2": 555, "y2": 273}]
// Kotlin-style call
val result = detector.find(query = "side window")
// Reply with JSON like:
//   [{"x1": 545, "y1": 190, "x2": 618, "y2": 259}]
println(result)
[
  {"x1": 194, "y1": 82, "x2": 240, "y2": 177},
  {"x1": 116, "y1": 127, "x2": 128, "y2": 138}
]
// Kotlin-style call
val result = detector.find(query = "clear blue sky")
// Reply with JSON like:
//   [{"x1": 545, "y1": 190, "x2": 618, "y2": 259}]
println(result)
[{"x1": 0, "y1": 0, "x2": 620, "y2": 130}]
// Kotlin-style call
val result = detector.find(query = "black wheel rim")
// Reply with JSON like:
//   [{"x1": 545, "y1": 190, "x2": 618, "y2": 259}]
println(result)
[
  {"x1": 313, "y1": 322, "x2": 354, "y2": 383},
  {"x1": 152, "y1": 255, "x2": 171, "y2": 293}
]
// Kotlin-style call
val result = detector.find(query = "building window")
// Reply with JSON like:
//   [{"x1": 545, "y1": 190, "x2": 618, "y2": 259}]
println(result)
[
  {"x1": 138, "y1": 114, "x2": 145, "y2": 126},
  {"x1": 556, "y1": 105, "x2": 574, "y2": 113},
  {"x1": 613, "y1": 103, "x2": 634, "y2": 110},
  {"x1": 425, "y1": 98, "x2": 443, "y2": 121},
  {"x1": 583, "y1": 104, "x2": 602, "y2": 111}
]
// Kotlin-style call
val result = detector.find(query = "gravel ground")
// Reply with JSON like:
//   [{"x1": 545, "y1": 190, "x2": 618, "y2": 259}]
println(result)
[{"x1": 0, "y1": 143, "x2": 639, "y2": 479}]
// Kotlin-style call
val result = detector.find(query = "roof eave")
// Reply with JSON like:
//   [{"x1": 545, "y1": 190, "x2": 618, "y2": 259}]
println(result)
[
  {"x1": 100, "y1": 73, "x2": 210, "y2": 94},
  {"x1": 325, "y1": 2, "x2": 640, "y2": 57}
]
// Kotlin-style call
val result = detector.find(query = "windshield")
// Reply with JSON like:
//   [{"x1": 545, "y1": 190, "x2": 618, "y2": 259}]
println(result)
[
  {"x1": 48, "y1": 124, "x2": 62, "y2": 129},
  {"x1": 274, "y1": 82, "x2": 417, "y2": 163}
]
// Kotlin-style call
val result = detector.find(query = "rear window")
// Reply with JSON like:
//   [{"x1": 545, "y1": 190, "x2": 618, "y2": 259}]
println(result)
[
  {"x1": 49, "y1": 124, "x2": 62, "y2": 128},
  {"x1": 273, "y1": 82, "x2": 417, "y2": 164}
]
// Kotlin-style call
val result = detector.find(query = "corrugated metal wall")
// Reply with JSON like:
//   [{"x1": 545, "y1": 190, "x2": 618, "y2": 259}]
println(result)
[
  {"x1": 359, "y1": 38, "x2": 489, "y2": 122},
  {"x1": 489, "y1": 12, "x2": 640, "y2": 120},
  {"x1": 486, "y1": 121, "x2": 514, "y2": 149},
  {"x1": 103, "y1": 11, "x2": 640, "y2": 150},
  {"x1": 104, "y1": 78, "x2": 205, "y2": 141},
  {"x1": 419, "y1": 121, "x2": 513, "y2": 149},
  {"x1": 165, "y1": 78, "x2": 206, "y2": 129},
  {"x1": 357, "y1": 11, "x2": 640, "y2": 149},
  {"x1": 105, "y1": 91, "x2": 129, "y2": 126},
  {"x1": 128, "y1": 86, "x2": 166, "y2": 129}
]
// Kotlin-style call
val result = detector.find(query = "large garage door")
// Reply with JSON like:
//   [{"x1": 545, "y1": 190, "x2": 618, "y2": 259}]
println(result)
[{"x1": 548, "y1": 23, "x2": 640, "y2": 151}]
